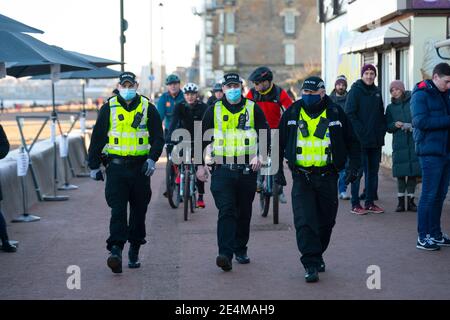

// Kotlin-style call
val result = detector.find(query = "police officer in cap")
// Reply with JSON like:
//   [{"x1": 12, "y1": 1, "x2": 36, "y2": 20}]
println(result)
[
  {"x1": 88, "y1": 72, "x2": 164, "y2": 274},
  {"x1": 276, "y1": 76, "x2": 360, "y2": 282},
  {"x1": 197, "y1": 73, "x2": 270, "y2": 272}
]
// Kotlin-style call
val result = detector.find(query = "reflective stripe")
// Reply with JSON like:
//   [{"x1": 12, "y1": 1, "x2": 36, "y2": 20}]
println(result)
[
  {"x1": 108, "y1": 131, "x2": 149, "y2": 138},
  {"x1": 106, "y1": 145, "x2": 149, "y2": 152}
]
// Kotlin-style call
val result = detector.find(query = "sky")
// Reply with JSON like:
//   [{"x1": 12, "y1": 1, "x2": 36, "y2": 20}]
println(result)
[{"x1": 0, "y1": 0, "x2": 203, "y2": 76}]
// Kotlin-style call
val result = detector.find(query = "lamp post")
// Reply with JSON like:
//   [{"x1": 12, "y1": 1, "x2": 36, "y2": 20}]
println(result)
[
  {"x1": 120, "y1": 0, "x2": 128, "y2": 72},
  {"x1": 150, "y1": 1, "x2": 154, "y2": 98},
  {"x1": 159, "y1": 2, "x2": 164, "y2": 91}
]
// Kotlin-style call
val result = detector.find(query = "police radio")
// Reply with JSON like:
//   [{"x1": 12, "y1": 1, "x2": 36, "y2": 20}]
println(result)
[
  {"x1": 131, "y1": 112, "x2": 143, "y2": 129},
  {"x1": 237, "y1": 113, "x2": 246, "y2": 130},
  {"x1": 298, "y1": 120, "x2": 309, "y2": 138}
]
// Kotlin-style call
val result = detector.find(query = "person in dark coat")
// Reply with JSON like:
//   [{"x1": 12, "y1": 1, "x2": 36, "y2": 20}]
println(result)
[
  {"x1": 386, "y1": 80, "x2": 421, "y2": 212},
  {"x1": 411, "y1": 62, "x2": 450, "y2": 251},
  {"x1": 345, "y1": 64, "x2": 387, "y2": 215},
  {"x1": 207, "y1": 83, "x2": 224, "y2": 107},
  {"x1": 0, "y1": 124, "x2": 16, "y2": 252},
  {"x1": 330, "y1": 75, "x2": 350, "y2": 200}
]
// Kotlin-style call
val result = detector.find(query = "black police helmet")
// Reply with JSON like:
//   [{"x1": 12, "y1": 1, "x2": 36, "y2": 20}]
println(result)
[{"x1": 249, "y1": 66, "x2": 273, "y2": 83}]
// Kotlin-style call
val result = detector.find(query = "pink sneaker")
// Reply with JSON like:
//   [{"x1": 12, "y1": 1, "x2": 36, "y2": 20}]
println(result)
[
  {"x1": 351, "y1": 205, "x2": 368, "y2": 215},
  {"x1": 365, "y1": 204, "x2": 384, "y2": 214}
]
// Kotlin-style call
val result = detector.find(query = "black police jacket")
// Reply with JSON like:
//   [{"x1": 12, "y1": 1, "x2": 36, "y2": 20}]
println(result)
[
  {"x1": 278, "y1": 95, "x2": 361, "y2": 173},
  {"x1": 0, "y1": 125, "x2": 10, "y2": 201}
]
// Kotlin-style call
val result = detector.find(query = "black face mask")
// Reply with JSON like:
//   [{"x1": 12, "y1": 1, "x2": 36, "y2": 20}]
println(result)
[{"x1": 302, "y1": 96, "x2": 326, "y2": 116}]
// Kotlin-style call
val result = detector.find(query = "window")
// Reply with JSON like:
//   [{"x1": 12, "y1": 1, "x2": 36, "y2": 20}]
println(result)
[
  {"x1": 285, "y1": 43, "x2": 295, "y2": 65},
  {"x1": 226, "y1": 12, "x2": 235, "y2": 34},
  {"x1": 206, "y1": 20, "x2": 213, "y2": 35},
  {"x1": 226, "y1": 44, "x2": 235, "y2": 66},
  {"x1": 284, "y1": 11, "x2": 295, "y2": 34},
  {"x1": 219, "y1": 12, "x2": 224, "y2": 34},
  {"x1": 219, "y1": 44, "x2": 225, "y2": 66}
]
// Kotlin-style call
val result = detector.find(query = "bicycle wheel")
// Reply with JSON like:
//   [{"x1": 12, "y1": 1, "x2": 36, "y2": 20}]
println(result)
[
  {"x1": 272, "y1": 181, "x2": 279, "y2": 224},
  {"x1": 183, "y1": 167, "x2": 190, "y2": 221},
  {"x1": 166, "y1": 160, "x2": 179, "y2": 209},
  {"x1": 260, "y1": 179, "x2": 271, "y2": 217}
]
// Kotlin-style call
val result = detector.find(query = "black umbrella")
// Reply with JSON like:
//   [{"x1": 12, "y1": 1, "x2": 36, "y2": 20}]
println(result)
[
  {"x1": 0, "y1": 13, "x2": 43, "y2": 34},
  {"x1": 67, "y1": 51, "x2": 121, "y2": 68},
  {"x1": 31, "y1": 67, "x2": 121, "y2": 119},
  {"x1": 3, "y1": 33, "x2": 94, "y2": 78}
]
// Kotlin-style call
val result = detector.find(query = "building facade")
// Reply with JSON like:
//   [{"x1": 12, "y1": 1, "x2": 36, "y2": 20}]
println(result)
[
  {"x1": 318, "y1": 0, "x2": 450, "y2": 162},
  {"x1": 197, "y1": 0, "x2": 321, "y2": 89}
]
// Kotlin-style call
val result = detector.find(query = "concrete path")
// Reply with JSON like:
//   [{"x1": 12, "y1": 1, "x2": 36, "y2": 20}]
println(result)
[{"x1": 0, "y1": 162, "x2": 449, "y2": 300}]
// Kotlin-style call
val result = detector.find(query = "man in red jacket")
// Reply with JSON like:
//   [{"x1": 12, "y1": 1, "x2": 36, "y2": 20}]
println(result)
[{"x1": 247, "y1": 66, "x2": 293, "y2": 204}]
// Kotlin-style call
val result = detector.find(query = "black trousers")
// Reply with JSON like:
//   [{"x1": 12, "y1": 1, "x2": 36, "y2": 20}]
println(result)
[
  {"x1": 210, "y1": 167, "x2": 257, "y2": 259},
  {"x1": 0, "y1": 209, "x2": 9, "y2": 244},
  {"x1": 291, "y1": 171, "x2": 338, "y2": 269},
  {"x1": 105, "y1": 162, "x2": 151, "y2": 251}
]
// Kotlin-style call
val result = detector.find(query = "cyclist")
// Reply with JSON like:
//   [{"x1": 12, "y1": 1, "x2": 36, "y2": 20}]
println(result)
[
  {"x1": 167, "y1": 83, "x2": 209, "y2": 208},
  {"x1": 157, "y1": 74, "x2": 185, "y2": 138},
  {"x1": 247, "y1": 66, "x2": 293, "y2": 203}
]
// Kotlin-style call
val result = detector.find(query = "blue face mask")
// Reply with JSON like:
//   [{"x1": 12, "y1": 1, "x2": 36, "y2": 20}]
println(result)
[
  {"x1": 119, "y1": 88, "x2": 137, "y2": 101},
  {"x1": 302, "y1": 94, "x2": 321, "y2": 106},
  {"x1": 225, "y1": 88, "x2": 242, "y2": 102}
]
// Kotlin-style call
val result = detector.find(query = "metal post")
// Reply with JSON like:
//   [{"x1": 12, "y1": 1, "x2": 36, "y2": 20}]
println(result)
[
  {"x1": 159, "y1": 2, "x2": 164, "y2": 89},
  {"x1": 120, "y1": 0, "x2": 126, "y2": 72},
  {"x1": 11, "y1": 147, "x2": 40, "y2": 223},
  {"x1": 150, "y1": 0, "x2": 153, "y2": 98},
  {"x1": 42, "y1": 81, "x2": 69, "y2": 201}
]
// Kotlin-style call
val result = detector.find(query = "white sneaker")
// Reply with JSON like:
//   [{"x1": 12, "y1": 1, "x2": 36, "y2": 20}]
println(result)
[
  {"x1": 279, "y1": 192, "x2": 287, "y2": 204},
  {"x1": 339, "y1": 192, "x2": 350, "y2": 200}
]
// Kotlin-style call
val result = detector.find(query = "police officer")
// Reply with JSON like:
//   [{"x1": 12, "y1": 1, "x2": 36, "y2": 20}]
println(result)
[
  {"x1": 197, "y1": 73, "x2": 269, "y2": 272},
  {"x1": 276, "y1": 76, "x2": 360, "y2": 282},
  {"x1": 88, "y1": 72, "x2": 164, "y2": 274},
  {"x1": 207, "y1": 83, "x2": 224, "y2": 107}
]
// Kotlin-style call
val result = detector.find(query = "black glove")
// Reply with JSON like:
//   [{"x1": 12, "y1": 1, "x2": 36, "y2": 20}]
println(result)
[
  {"x1": 275, "y1": 170, "x2": 287, "y2": 187},
  {"x1": 345, "y1": 169, "x2": 359, "y2": 185}
]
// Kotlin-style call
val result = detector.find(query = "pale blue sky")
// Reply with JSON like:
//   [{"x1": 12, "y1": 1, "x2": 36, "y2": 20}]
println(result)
[{"x1": 0, "y1": 0, "x2": 202, "y2": 74}]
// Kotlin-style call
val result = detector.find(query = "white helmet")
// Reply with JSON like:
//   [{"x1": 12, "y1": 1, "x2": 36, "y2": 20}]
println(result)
[{"x1": 182, "y1": 83, "x2": 199, "y2": 94}]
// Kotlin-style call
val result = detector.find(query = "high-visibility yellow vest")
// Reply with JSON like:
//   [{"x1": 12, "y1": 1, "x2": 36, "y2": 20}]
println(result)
[
  {"x1": 296, "y1": 108, "x2": 331, "y2": 167},
  {"x1": 105, "y1": 96, "x2": 150, "y2": 157},
  {"x1": 213, "y1": 100, "x2": 258, "y2": 157}
]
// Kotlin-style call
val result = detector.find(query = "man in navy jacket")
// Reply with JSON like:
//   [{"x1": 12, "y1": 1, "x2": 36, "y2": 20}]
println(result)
[{"x1": 411, "y1": 62, "x2": 450, "y2": 251}]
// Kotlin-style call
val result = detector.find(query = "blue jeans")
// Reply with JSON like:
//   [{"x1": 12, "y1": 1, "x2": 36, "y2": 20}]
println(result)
[
  {"x1": 338, "y1": 170, "x2": 347, "y2": 194},
  {"x1": 351, "y1": 147, "x2": 382, "y2": 207},
  {"x1": 417, "y1": 155, "x2": 450, "y2": 239}
]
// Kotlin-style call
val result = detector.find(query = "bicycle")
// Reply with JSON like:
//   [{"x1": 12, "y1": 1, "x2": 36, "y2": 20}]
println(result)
[
  {"x1": 165, "y1": 144, "x2": 181, "y2": 209},
  {"x1": 259, "y1": 160, "x2": 280, "y2": 224},
  {"x1": 179, "y1": 162, "x2": 197, "y2": 221}
]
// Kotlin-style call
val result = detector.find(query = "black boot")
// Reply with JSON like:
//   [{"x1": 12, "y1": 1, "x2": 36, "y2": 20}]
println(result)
[
  {"x1": 395, "y1": 196, "x2": 406, "y2": 212},
  {"x1": 1, "y1": 238, "x2": 17, "y2": 253},
  {"x1": 128, "y1": 244, "x2": 141, "y2": 269},
  {"x1": 407, "y1": 196, "x2": 417, "y2": 212},
  {"x1": 107, "y1": 245, "x2": 123, "y2": 274}
]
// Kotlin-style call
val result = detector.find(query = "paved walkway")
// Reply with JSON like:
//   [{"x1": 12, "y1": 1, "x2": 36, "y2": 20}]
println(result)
[{"x1": 0, "y1": 163, "x2": 449, "y2": 300}]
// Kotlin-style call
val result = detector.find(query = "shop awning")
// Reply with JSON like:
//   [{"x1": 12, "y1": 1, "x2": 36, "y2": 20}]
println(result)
[{"x1": 339, "y1": 20, "x2": 410, "y2": 54}]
